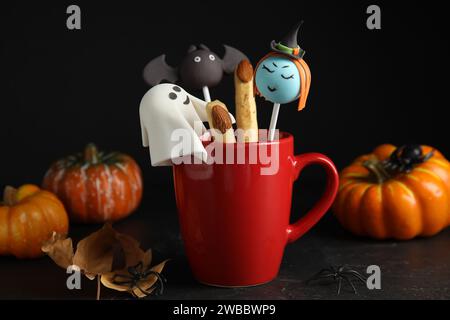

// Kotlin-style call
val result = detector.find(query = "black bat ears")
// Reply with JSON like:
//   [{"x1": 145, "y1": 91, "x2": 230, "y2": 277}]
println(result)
[
  {"x1": 187, "y1": 44, "x2": 211, "y2": 53},
  {"x1": 199, "y1": 44, "x2": 211, "y2": 51},
  {"x1": 187, "y1": 45, "x2": 197, "y2": 53}
]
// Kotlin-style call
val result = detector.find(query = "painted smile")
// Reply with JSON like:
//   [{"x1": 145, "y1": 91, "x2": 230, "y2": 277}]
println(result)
[
  {"x1": 267, "y1": 86, "x2": 277, "y2": 92},
  {"x1": 183, "y1": 95, "x2": 190, "y2": 105}
]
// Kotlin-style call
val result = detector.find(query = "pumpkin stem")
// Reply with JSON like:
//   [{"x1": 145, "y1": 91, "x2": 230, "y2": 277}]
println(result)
[
  {"x1": 3, "y1": 186, "x2": 18, "y2": 206},
  {"x1": 84, "y1": 143, "x2": 99, "y2": 165},
  {"x1": 363, "y1": 159, "x2": 392, "y2": 184}
]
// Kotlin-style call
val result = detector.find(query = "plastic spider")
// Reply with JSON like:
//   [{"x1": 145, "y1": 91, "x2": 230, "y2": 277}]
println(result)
[
  {"x1": 112, "y1": 261, "x2": 166, "y2": 297},
  {"x1": 306, "y1": 265, "x2": 367, "y2": 295},
  {"x1": 383, "y1": 144, "x2": 434, "y2": 173}
]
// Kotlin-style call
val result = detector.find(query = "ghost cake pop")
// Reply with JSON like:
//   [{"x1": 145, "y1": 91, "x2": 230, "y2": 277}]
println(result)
[
  {"x1": 139, "y1": 83, "x2": 236, "y2": 166},
  {"x1": 139, "y1": 84, "x2": 209, "y2": 166},
  {"x1": 143, "y1": 44, "x2": 248, "y2": 102},
  {"x1": 255, "y1": 21, "x2": 311, "y2": 141}
]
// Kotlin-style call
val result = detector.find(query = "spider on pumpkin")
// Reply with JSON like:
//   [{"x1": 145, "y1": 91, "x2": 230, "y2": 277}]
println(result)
[
  {"x1": 306, "y1": 265, "x2": 367, "y2": 295},
  {"x1": 112, "y1": 261, "x2": 166, "y2": 297},
  {"x1": 383, "y1": 144, "x2": 434, "y2": 173}
]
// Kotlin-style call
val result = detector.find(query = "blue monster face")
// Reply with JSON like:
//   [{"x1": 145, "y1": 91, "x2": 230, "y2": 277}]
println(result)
[{"x1": 255, "y1": 55, "x2": 301, "y2": 104}]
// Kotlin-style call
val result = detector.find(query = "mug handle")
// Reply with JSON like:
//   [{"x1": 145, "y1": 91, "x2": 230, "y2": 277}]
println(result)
[{"x1": 286, "y1": 153, "x2": 339, "y2": 243}]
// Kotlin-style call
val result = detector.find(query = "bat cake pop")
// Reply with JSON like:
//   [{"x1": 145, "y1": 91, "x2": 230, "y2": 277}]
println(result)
[
  {"x1": 143, "y1": 44, "x2": 248, "y2": 102},
  {"x1": 255, "y1": 21, "x2": 311, "y2": 141}
]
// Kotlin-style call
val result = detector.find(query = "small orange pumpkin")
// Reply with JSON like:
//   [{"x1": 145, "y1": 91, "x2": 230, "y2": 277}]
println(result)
[
  {"x1": 333, "y1": 144, "x2": 450, "y2": 240},
  {"x1": 0, "y1": 184, "x2": 69, "y2": 258},
  {"x1": 43, "y1": 144, "x2": 143, "y2": 224}
]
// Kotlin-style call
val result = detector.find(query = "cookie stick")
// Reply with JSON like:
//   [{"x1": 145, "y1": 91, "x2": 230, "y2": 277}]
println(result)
[
  {"x1": 206, "y1": 100, "x2": 236, "y2": 143},
  {"x1": 235, "y1": 60, "x2": 258, "y2": 142}
]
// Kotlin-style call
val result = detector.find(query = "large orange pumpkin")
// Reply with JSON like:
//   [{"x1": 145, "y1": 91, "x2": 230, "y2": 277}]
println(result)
[
  {"x1": 333, "y1": 144, "x2": 450, "y2": 240},
  {"x1": 0, "y1": 184, "x2": 69, "y2": 258},
  {"x1": 43, "y1": 144, "x2": 143, "y2": 224}
]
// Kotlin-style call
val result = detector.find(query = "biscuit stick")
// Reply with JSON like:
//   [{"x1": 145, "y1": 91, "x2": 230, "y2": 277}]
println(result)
[
  {"x1": 206, "y1": 100, "x2": 236, "y2": 143},
  {"x1": 235, "y1": 60, "x2": 258, "y2": 142}
]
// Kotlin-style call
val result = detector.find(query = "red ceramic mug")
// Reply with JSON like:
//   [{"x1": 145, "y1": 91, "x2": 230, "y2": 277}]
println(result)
[{"x1": 173, "y1": 132, "x2": 339, "y2": 287}]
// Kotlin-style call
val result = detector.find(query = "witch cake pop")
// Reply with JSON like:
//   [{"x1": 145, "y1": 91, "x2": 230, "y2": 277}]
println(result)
[
  {"x1": 143, "y1": 44, "x2": 248, "y2": 102},
  {"x1": 255, "y1": 21, "x2": 311, "y2": 141}
]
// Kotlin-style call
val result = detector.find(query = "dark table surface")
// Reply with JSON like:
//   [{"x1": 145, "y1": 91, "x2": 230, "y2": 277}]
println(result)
[{"x1": 1, "y1": 177, "x2": 450, "y2": 300}]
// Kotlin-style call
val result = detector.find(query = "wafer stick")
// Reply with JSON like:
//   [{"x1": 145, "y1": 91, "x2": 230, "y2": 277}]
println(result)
[
  {"x1": 206, "y1": 100, "x2": 236, "y2": 143},
  {"x1": 235, "y1": 60, "x2": 258, "y2": 142}
]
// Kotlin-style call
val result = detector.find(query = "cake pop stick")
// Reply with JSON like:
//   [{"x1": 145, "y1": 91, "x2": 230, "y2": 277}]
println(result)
[
  {"x1": 268, "y1": 103, "x2": 280, "y2": 141},
  {"x1": 206, "y1": 100, "x2": 236, "y2": 143},
  {"x1": 254, "y1": 21, "x2": 311, "y2": 141},
  {"x1": 202, "y1": 86, "x2": 211, "y2": 102},
  {"x1": 235, "y1": 60, "x2": 258, "y2": 142}
]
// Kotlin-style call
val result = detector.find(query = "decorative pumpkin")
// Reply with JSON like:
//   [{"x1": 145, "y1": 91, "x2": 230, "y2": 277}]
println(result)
[
  {"x1": 333, "y1": 144, "x2": 450, "y2": 240},
  {"x1": 43, "y1": 144, "x2": 143, "y2": 224},
  {"x1": 0, "y1": 184, "x2": 69, "y2": 258}
]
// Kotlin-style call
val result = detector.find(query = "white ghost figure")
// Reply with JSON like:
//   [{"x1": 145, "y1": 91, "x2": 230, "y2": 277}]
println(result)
[{"x1": 140, "y1": 83, "x2": 235, "y2": 166}]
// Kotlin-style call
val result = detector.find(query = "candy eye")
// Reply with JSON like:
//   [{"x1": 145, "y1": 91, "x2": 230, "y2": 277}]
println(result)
[
  {"x1": 209, "y1": 54, "x2": 215, "y2": 61},
  {"x1": 194, "y1": 56, "x2": 201, "y2": 63},
  {"x1": 281, "y1": 74, "x2": 294, "y2": 80}
]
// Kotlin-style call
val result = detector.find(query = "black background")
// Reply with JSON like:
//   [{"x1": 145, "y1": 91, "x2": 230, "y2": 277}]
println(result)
[{"x1": 1, "y1": 0, "x2": 448, "y2": 189}]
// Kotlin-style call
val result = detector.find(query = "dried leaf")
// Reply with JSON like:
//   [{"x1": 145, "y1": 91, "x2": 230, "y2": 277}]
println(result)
[
  {"x1": 73, "y1": 223, "x2": 118, "y2": 278},
  {"x1": 101, "y1": 250, "x2": 168, "y2": 299},
  {"x1": 142, "y1": 249, "x2": 152, "y2": 267},
  {"x1": 100, "y1": 249, "x2": 152, "y2": 292},
  {"x1": 115, "y1": 232, "x2": 146, "y2": 268},
  {"x1": 111, "y1": 240, "x2": 126, "y2": 271},
  {"x1": 41, "y1": 232, "x2": 74, "y2": 269},
  {"x1": 132, "y1": 259, "x2": 168, "y2": 298},
  {"x1": 42, "y1": 223, "x2": 168, "y2": 299},
  {"x1": 100, "y1": 269, "x2": 131, "y2": 292}
]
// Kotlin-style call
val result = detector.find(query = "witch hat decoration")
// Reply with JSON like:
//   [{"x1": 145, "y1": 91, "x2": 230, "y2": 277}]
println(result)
[{"x1": 270, "y1": 21, "x2": 305, "y2": 59}]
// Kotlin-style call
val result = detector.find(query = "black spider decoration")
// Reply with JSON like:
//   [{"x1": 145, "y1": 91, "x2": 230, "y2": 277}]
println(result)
[
  {"x1": 306, "y1": 265, "x2": 367, "y2": 295},
  {"x1": 112, "y1": 261, "x2": 166, "y2": 298},
  {"x1": 383, "y1": 144, "x2": 434, "y2": 173}
]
